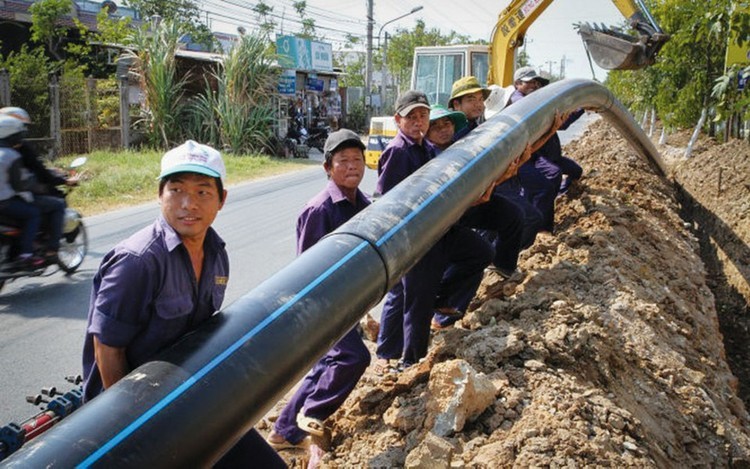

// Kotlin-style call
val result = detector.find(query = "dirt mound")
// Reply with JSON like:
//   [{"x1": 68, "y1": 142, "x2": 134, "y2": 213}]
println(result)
[{"x1": 264, "y1": 121, "x2": 750, "y2": 467}]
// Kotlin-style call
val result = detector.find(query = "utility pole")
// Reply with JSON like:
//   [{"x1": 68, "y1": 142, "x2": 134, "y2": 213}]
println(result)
[
  {"x1": 560, "y1": 55, "x2": 566, "y2": 79},
  {"x1": 366, "y1": 0, "x2": 374, "y2": 125},
  {"x1": 382, "y1": 32, "x2": 389, "y2": 112}
]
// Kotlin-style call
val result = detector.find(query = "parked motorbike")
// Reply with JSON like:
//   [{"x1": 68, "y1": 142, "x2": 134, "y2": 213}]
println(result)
[
  {"x1": 285, "y1": 114, "x2": 310, "y2": 158},
  {"x1": 0, "y1": 156, "x2": 88, "y2": 292},
  {"x1": 306, "y1": 120, "x2": 330, "y2": 152}
]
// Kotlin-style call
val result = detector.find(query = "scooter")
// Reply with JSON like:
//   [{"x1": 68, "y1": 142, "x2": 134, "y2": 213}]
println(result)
[
  {"x1": 0, "y1": 156, "x2": 88, "y2": 292},
  {"x1": 306, "y1": 120, "x2": 330, "y2": 152}
]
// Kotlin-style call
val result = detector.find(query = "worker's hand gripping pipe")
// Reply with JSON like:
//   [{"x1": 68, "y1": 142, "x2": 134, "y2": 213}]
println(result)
[{"x1": 2, "y1": 79, "x2": 664, "y2": 467}]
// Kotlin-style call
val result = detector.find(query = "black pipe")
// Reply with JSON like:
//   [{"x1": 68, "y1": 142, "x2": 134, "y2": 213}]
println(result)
[{"x1": 2, "y1": 79, "x2": 663, "y2": 467}]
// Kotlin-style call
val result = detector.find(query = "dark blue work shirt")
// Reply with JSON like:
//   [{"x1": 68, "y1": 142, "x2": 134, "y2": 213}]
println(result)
[
  {"x1": 452, "y1": 118, "x2": 479, "y2": 143},
  {"x1": 376, "y1": 130, "x2": 437, "y2": 195},
  {"x1": 82, "y1": 216, "x2": 229, "y2": 401},
  {"x1": 297, "y1": 180, "x2": 371, "y2": 254}
]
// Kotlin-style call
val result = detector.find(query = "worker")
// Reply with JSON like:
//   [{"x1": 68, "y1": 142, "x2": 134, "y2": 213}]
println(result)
[
  {"x1": 448, "y1": 76, "x2": 491, "y2": 141},
  {"x1": 267, "y1": 130, "x2": 372, "y2": 467},
  {"x1": 508, "y1": 66, "x2": 549, "y2": 104},
  {"x1": 446, "y1": 76, "x2": 542, "y2": 280},
  {"x1": 425, "y1": 105, "x2": 467, "y2": 152},
  {"x1": 374, "y1": 90, "x2": 492, "y2": 372},
  {"x1": 81, "y1": 140, "x2": 285, "y2": 467},
  {"x1": 508, "y1": 67, "x2": 585, "y2": 232}
]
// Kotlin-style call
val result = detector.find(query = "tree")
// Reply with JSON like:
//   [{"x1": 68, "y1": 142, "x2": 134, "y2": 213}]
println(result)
[
  {"x1": 0, "y1": 46, "x2": 51, "y2": 137},
  {"x1": 293, "y1": 1, "x2": 317, "y2": 40},
  {"x1": 29, "y1": 0, "x2": 74, "y2": 61},
  {"x1": 186, "y1": 32, "x2": 279, "y2": 154},
  {"x1": 252, "y1": 1, "x2": 277, "y2": 38},
  {"x1": 606, "y1": 0, "x2": 745, "y2": 132},
  {"x1": 124, "y1": 20, "x2": 189, "y2": 148},
  {"x1": 124, "y1": 0, "x2": 215, "y2": 51}
]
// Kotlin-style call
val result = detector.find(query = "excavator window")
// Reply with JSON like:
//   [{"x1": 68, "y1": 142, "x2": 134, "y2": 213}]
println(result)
[
  {"x1": 414, "y1": 53, "x2": 463, "y2": 107},
  {"x1": 471, "y1": 52, "x2": 490, "y2": 87}
]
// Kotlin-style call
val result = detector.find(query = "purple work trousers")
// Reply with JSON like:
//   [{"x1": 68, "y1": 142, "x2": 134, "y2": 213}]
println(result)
[
  {"x1": 518, "y1": 156, "x2": 563, "y2": 232},
  {"x1": 273, "y1": 327, "x2": 370, "y2": 444},
  {"x1": 376, "y1": 226, "x2": 492, "y2": 366}
]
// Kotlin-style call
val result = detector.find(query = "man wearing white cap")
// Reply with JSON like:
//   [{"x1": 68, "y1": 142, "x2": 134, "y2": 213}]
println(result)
[
  {"x1": 508, "y1": 66, "x2": 550, "y2": 105},
  {"x1": 82, "y1": 140, "x2": 285, "y2": 467}
]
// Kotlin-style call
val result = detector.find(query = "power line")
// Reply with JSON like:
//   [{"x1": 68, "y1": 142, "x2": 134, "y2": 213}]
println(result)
[{"x1": 203, "y1": 0, "x2": 366, "y2": 37}]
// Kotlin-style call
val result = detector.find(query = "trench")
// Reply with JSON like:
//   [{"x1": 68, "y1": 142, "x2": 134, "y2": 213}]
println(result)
[{"x1": 676, "y1": 183, "x2": 750, "y2": 407}]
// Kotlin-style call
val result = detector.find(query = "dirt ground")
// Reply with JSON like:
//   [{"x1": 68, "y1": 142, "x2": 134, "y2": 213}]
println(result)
[{"x1": 261, "y1": 120, "x2": 750, "y2": 468}]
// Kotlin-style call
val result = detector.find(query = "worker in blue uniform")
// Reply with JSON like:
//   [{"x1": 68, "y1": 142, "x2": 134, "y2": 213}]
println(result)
[
  {"x1": 82, "y1": 140, "x2": 284, "y2": 468},
  {"x1": 375, "y1": 90, "x2": 493, "y2": 371},
  {"x1": 267, "y1": 130, "x2": 372, "y2": 466}
]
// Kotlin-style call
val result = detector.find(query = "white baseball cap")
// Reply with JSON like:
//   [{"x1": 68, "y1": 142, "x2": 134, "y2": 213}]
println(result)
[{"x1": 159, "y1": 140, "x2": 226, "y2": 184}]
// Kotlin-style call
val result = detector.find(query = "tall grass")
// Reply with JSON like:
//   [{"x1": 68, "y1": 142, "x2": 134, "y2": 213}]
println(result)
[
  {"x1": 125, "y1": 20, "x2": 188, "y2": 149},
  {"x1": 186, "y1": 33, "x2": 278, "y2": 154},
  {"x1": 59, "y1": 150, "x2": 316, "y2": 215}
]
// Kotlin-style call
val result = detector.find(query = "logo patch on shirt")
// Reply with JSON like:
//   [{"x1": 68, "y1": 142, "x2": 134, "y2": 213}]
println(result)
[{"x1": 215, "y1": 275, "x2": 228, "y2": 286}]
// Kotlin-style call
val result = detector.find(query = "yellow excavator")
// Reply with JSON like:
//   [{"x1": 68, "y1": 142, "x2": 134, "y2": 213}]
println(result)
[
  {"x1": 365, "y1": 0, "x2": 669, "y2": 168},
  {"x1": 488, "y1": 0, "x2": 669, "y2": 86}
]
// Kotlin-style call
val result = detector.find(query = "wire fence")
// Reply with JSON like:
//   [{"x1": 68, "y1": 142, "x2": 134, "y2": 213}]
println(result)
[
  {"x1": 59, "y1": 75, "x2": 122, "y2": 155},
  {"x1": 1, "y1": 71, "x2": 126, "y2": 158}
]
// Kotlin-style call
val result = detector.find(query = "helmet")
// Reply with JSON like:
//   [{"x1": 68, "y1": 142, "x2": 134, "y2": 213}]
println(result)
[
  {"x1": 0, "y1": 107, "x2": 31, "y2": 124},
  {"x1": 0, "y1": 115, "x2": 27, "y2": 140}
]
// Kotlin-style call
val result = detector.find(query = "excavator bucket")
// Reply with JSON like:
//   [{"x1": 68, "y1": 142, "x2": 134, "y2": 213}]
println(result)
[{"x1": 578, "y1": 23, "x2": 655, "y2": 70}]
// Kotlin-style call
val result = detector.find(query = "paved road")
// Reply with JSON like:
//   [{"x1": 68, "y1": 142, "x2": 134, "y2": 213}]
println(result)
[{"x1": 0, "y1": 162, "x2": 378, "y2": 425}]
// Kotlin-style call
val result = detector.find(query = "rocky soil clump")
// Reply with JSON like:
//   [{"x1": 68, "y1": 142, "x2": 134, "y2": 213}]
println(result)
[{"x1": 264, "y1": 120, "x2": 750, "y2": 467}]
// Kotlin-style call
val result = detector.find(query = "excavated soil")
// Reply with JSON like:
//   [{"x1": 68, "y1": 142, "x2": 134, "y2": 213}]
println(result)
[{"x1": 261, "y1": 120, "x2": 750, "y2": 468}]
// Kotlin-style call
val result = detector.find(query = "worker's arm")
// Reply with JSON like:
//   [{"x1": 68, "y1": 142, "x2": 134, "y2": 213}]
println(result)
[
  {"x1": 93, "y1": 336, "x2": 129, "y2": 389},
  {"x1": 529, "y1": 111, "x2": 566, "y2": 154}
]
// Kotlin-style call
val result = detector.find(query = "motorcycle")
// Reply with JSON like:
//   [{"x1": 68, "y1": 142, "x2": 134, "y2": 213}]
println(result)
[
  {"x1": 285, "y1": 114, "x2": 311, "y2": 158},
  {"x1": 0, "y1": 156, "x2": 88, "y2": 292},
  {"x1": 306, "y1": 119, "x2": 330, "y2": 152}
]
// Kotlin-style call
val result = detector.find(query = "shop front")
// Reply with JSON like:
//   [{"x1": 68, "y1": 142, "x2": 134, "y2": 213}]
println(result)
[{"x1": 275, "y1": 35, "x2": 343, "y2": 148}]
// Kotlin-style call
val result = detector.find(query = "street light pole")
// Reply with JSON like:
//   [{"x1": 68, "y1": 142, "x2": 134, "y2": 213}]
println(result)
[
  {"x1": 365, "y1": 0, "x2": 374, "y2": 126},
  {"x1": 376, "y1": 6, "x2": 423, "y2": 113}
]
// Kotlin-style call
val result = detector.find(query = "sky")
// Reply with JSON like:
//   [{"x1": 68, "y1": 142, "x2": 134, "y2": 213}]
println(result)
[{"x1": 200, "y1": 0, "x2": 630, "y2": 81}]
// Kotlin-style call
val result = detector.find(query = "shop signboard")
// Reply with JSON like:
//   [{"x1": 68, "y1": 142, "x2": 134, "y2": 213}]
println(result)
[
  {"x1": 278, "y1": 69, "x2": 296, "y2": 96},
  {"x1": 276, "y1": 35, "x2": 332, "y2": 71},
  {"x1": 311, "y1": 41, "x2": 333, "y2": 72},
  {"x1": 306, "y1": 77, "x2": 324, "y2": 92}
]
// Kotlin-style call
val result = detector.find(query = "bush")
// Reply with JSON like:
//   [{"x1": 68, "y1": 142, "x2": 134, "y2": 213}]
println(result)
[{"x1": 1, "y1": 45, "x2": 51, "y2": 137}]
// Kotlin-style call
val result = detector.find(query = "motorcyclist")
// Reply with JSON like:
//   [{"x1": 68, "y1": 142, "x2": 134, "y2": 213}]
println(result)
[
  {"x1": 0, "y1": 115, "x2": 44, "y2": 270},
  {"x1": 0, "y1": 107, "x2": 74, "y2": 262}
]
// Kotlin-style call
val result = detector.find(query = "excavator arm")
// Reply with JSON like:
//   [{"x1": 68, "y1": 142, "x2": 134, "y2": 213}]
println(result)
[{"x1": 487, "y1": 0, "x2": 670, "y2": 87}]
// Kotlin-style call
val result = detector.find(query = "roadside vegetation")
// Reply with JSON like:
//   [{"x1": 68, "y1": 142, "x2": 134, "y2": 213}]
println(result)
[{"x1": 58, "y1": 150, "x2": 315, "y2": 216}]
